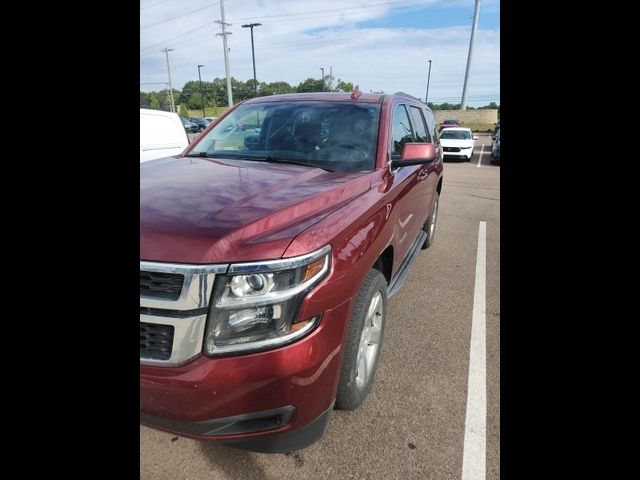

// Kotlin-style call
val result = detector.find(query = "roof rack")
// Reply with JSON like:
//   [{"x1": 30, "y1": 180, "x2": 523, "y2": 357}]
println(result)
[{"x1": 393, "y1": 91, "x2": 420, "y2": 101}]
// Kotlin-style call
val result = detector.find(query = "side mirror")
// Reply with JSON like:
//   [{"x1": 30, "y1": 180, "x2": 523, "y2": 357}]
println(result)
[{"x1": 390, "y1": 143, "x2": 436, "y2": 169}]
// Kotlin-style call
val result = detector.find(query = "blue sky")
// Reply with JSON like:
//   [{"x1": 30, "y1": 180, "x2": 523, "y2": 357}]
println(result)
[{"x1": 140, "y1": 0, "x2": 500, "y2": 106}]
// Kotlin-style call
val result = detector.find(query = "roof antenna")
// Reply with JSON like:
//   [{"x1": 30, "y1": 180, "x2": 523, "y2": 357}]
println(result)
[{"x1": 351, "y1": 85, "x2": 362, "y2": 100}]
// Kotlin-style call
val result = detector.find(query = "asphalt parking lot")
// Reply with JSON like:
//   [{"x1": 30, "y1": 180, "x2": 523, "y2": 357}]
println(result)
[{"x1": 140, "y1": 135, "x2": 500, "y2": 479}]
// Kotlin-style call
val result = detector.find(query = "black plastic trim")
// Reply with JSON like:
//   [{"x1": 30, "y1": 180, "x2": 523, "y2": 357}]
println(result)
[
  {"x1": 223, "y1": 401, "x2": 335, "y2": 453},
  {"x1": 141, "y1": 405, "x2": 295, "y2": 436},
  {"x1": 387, "y1": 230, "x2": 427, "y2": 298}
]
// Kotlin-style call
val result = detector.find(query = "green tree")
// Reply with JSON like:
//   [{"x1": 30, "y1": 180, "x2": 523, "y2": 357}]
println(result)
[
  {"x1": 335, "y1": 80, "x2": 354, "y2": 92},
  {"x1": 187, "y1": 92, "x2": 205, "y2": 111},
  {"x1": 140, "y1": 91, "x2": 150, "y2": 108},
  {"x1": 296, "y1": 77, "x2": 324, "y2": 93},
  {"x1": 149, "y1": 92, "x2": 161, "y2": 110},
  {"x1": 260, "y1": 81, "x2": 295, "y2": 96},
  {"x1": 178, "y1": 104, "x2": 190, "y2": 117},
  {"x1": 478, "y1": 102, "x2": 499, "y2": 109}
]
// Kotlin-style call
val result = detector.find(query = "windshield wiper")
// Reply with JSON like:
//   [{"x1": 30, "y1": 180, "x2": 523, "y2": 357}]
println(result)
[
  {"x1": 184, "y1": 151, "x2": 212, "y2": 158},
  {"x1": 245, "y1": 155, "x2": 334, "y2": 172}
]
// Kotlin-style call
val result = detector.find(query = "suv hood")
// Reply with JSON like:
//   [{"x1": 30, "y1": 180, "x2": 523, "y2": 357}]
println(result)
[{"x1": 140, "y1": 157, "x2": 371, "y2": 264}]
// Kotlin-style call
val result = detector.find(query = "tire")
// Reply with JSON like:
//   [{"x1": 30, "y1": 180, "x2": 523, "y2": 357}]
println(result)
[
  {"x1": 335, "y1": 269, "x2": 387, "y2": 411},
  {"x1": 421, "y1": 191, "x2": 440, "y2": 249}
]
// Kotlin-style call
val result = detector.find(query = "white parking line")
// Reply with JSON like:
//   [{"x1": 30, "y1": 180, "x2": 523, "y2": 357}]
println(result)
[
  {"x1": 477, "y1": 144, "x2": 484, "y2": 168},
  {"x1": 461, "y1": 221, "x2": 486, "y2": 480}
]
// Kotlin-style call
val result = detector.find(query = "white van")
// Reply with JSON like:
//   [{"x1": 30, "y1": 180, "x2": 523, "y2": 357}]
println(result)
[{"x1": 140, "y1": 108, "x2": 189, "y2": 163}]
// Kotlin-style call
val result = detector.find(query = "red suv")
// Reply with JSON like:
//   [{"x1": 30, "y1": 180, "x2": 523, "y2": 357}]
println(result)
[
  {"x1": 438, "y1": 118, "x2": 462, "y2": 132},
  {"x1": 140, "y1": 90, "x2": 444, "y2": 452}
]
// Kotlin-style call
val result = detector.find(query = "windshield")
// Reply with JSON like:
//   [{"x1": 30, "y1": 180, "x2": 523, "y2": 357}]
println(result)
[
  {"x1": 440, "y1": 130, "x2": 471, "y2": 140},
  {"x1": 188, "y1": 101, "x2": 381, "y2": 173},
  {"x1": 443, "y1": 120, "x2": 458, "y2": 125}
]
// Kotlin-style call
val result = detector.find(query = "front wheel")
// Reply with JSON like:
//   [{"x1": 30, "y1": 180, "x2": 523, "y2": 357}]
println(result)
[
  {"x1": 422, "y1": 191, "x2": 440, "y2": 249},
  {"x1": 335, "y1": 269, "x2": 387, "y2": 411}
]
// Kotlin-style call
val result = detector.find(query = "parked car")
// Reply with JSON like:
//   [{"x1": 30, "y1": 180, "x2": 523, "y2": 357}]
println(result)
[
  {"x1": 139, "y1": 108, "x2": 189, "y2": 163},
  {"x1": 490, "y1": 127, "x2": 500, "y2": 165},
  {"x1": 438, "y1": 119, "x2": 462, "y2": 132},
  {"x1": 140, "y1": 90, "x2": 444, "y2": 452},
  {"x1": 180, "y1": 116, "x2": 199, "y2": 133},
  {"x1": 204, "y1": 116, "x2": 218, "y2": 122},
  {"x1": 439, "y1": 127, "x2": 478, "y2": 161},
  {"x1": 190, "y1": 117, "x2": 211, "y2": 132}
]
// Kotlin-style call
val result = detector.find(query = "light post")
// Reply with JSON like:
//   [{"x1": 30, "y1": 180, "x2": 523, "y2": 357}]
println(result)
[
  {"x1": 241, "y1": 23, "x2": 262, "y2": 97},
  {"x1": 197, "y1": 64, "x2": 205, "y2": 118},
  {"x1": 320, "y1": 67, "x2": 325, "y2": 91},
  {"x1": 425, "y1": 59, "x2": 432, "y2": 104}
]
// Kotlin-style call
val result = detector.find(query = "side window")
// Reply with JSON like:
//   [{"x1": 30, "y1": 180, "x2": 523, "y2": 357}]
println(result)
[
  {"x1": 423, "y1": 109, "x2": 437, "y2": 141},
  {"x1": 391, "y1": 104, "x2": 414, "y2": 156},
  {"x1": 409, "y1": 106, "x2": 431, "y2": 143}
]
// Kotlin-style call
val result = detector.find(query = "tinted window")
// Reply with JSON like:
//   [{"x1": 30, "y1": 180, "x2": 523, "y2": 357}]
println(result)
[
  {"x1": 190, "y1": 101, "x2": 381, "y2": 173},
  {"x1": 391, "y1": 105, "x2": 414, "y2": 156},
  {"x1": 409, "y1": 106, "x2": 431, "y2": 143},
  {"x1": 439, "y1": 130, "x2": 472, "y2": 140},
  {"x1": 423, "y1": 109, "x2": 437, "y2": 139}
]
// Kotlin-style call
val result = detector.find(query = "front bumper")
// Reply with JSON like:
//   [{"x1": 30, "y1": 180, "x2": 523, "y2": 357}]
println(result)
[{"x1": 140, "y1": 299, "x2": 350, "y2": 450}]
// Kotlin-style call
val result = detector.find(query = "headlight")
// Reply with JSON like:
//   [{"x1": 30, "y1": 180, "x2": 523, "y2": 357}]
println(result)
[
  {"x1": 203, "y1": 245, "x2": 331, "y2": 355},
  {"x1": 460, "y1": 146, "x2": 472, "y2": 149}
]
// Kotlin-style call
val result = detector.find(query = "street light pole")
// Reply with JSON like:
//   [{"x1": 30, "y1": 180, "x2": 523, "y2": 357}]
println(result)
[
  {"x1": 425, "y1": 59, "x2": 432, "y2": 104},
  {"x1": 320, "y1": 67, "x2": 324, "y2": 91},
  {"x1": 241, "y1": 23, "x2": 262, "y2": 97},
  {"x1": 197, "y1": 64, "x2": 205, "y2": 118}
]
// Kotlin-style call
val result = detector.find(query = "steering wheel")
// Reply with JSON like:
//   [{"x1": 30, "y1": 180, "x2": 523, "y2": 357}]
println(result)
[{"x1": 334, "y1": 143, "x2": 368, "y2": 160}]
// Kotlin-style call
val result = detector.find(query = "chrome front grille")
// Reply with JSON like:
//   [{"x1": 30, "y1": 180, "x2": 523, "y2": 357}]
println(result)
[
  {"x1": 139, "y1": 271, "x2": 184, "y2": 300},
  {"x1": 140, "y1": 322, "x2": 174, "y2": 360},
  {"x1": 140, "y1": 261, "x2": 228, "y2": 366}
]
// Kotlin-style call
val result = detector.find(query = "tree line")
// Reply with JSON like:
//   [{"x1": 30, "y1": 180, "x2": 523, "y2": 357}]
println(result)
[
  {"x1": 140, "y1": 77, "x2": 498, "y2": 116},
  {"x1": 140, "y1": 77, "x2": 354, "y2": 116}
]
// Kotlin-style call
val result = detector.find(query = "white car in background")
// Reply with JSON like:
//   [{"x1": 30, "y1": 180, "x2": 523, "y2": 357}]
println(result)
[
  {"x1": 140, "y1": 108, "x2": 189, "y2": 163},
  {"x1": 438, "y1": 127, "x2": 478, "y2": 161}
]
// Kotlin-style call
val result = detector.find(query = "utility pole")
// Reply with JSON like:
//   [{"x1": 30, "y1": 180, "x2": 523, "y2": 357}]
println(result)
[
  {"x1": 216, "y1": 0, "x2": 233, "y2": 107},
  {"x1": 425, "y1": 59, "x2": 432, "y2": 104},
  {"x1": 320, "y1": 67, "x2": 324, "y2": 91},
  {"x1": 460, "y1": 0, "x2": 481, "y2": 110},
  {"x1": 197, "y1": 64, "x2": 205, "y2": 117},
  {"x1": 162, "y1": 48, "x2": 176, "y2": 113}
]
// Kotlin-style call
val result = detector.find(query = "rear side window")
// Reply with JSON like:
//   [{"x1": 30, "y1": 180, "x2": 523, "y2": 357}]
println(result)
[
  {"x1": 391, "y1": 105, "x2": 414, "y2": 156},
  {"x1": 408, "y1": 106, "x2": 431, "y2": 143},
  {"x1": 423, "y1": 109, "x2": 437, "y2": 140}
]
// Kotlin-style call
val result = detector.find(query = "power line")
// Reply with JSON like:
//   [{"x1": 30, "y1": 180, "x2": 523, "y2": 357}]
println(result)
[
  {"x1": 140, "y1": 1, "x2": 423, "y2": 50},
  {"x1": 140, "y1": 0, "x2": 171, "y2": 11},
  {"x1": 140, "y1": 20, "x2": 211, "y2": 53},
  {"x1": 141, "y1": 2, "x2": 219, "y2": 30},
  {"x1": 231, "y1": 0, "x2": 415, "y2": 23}
]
